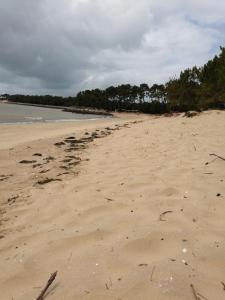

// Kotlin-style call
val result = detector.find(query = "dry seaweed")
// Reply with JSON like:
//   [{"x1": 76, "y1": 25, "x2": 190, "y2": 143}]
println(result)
[
  {"x1": 19, "y1": 160, "x2": 36, "y2": 164},
  {"x1": 33, "y1": 153, "x2": 42, "y2": 157},
  {"x1": 37, "y1": 178, "x2": 62, "y2": 185}
]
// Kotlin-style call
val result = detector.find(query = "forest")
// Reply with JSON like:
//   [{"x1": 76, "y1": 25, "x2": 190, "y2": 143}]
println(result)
[{"x1": 3, "y1": 47, "x2": 225, "y2": 114}]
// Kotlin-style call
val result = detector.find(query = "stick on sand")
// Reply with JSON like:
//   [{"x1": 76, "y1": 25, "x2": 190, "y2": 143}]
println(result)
[
  {"x1": 190, "y1": 284, "x2": 200, "y2": 300},
  {"x1": 209, "y1": 153, "x2": 225, "y2": 162},
  {"x1": 159, "y1": 211, "x2": 173, "y2": 221},
  {"x1": 36, "y1": 271, "x2": 58, "y2": 300}
]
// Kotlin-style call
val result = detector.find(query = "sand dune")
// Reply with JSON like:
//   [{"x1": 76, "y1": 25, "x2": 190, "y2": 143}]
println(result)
[{"x1": 0, "y1": 111, "x2": 225, "y2": 300}]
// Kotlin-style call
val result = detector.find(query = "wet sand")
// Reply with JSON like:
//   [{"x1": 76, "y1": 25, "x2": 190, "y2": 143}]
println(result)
[{"x1": 0, "y1": 111, "x2": 225, "y2": 300}]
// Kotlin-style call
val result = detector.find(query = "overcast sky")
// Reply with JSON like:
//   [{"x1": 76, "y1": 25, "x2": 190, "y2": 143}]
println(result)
[{"x1": 0, "y1": 0, "x2": 224, "y2": 96}]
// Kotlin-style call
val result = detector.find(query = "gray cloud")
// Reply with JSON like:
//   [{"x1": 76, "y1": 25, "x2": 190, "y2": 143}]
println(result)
[{"x1": 0, "y1": 0, "x2": 224, "y2": 95}]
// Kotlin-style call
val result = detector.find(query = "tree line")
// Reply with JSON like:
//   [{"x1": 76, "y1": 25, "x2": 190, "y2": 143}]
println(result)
[{"x1": 3, "y1": 47, "x2": 225, "y2": 114}]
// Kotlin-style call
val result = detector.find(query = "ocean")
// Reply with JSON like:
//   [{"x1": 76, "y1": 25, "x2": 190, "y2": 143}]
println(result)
[{"x1": 0, "y1": 103, "x2": 106, "y2": 124}]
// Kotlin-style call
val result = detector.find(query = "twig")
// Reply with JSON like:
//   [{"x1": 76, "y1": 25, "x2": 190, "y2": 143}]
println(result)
[
  {"x1": 210, "y1": 153, "x2": 225, "y2": 162},
  {"x1": 150, "y1": 266, "x2": 156, "y2": 282},
  {"x1": 159, "y1": 211, "x2": 173, "y2": 221},
  {"x1": 197, "y1": 292, "x2": 209, "y2": 300},
  {"x1": 36, "y1": 271, "x2": 57, "y2": 300},
  {"x1": 221, "y1": 281, "x2": 225, "y2": 290},
  {"x1": 190, "y1": 284, "x2": 201, "y2": 300},
  {"x1": 206, "y1": 157, "x2": 218, "y2": 165},
  {"x1": 105, "y1": 277, "x2": 113, "y2": 290},
  {"x1": 106, "y1": 198, "x2": 114, "y2": 202}
]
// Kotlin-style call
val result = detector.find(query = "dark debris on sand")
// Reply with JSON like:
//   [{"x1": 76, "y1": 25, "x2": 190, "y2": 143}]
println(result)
[
  {"x1": 17, "y1": 121, "x2": 138, "y2": 189},
  {"x1": 37, "y1": 178, "x2": 62, "y2": 185}
]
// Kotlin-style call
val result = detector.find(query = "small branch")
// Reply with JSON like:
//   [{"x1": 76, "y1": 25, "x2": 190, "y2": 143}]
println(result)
[
  {"x1": 106, "y1": 198, "x2": 114, "y2": 202},
  {"x1": 36, "y1": 271, "x2": 57, "y2": 300},
  {"x1": 197, "y1": 292, "x2": 209, "y2": 300},
  {"x1": 190, "y1": 284, "x2": 201, "y2": 300},
  {"x1": 105, "y1": 277, "x2": 113, "y2": 290},
  {"x1": 150, "y1": 266, "x2": 156, "y2": 282},
  {"x1": 159, "y1": 211, "x2": 173, "y2": 221},
  {"x1": 209, "y1": 153, "x2": 225, "y2": 162}
]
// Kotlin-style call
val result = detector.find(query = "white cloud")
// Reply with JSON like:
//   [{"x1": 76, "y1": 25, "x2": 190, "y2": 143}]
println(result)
[{"x1": 0, "y1": 0, "x2": 224, "y2": 95}]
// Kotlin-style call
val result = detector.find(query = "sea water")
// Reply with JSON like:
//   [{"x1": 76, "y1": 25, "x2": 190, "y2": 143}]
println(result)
[{"x1": 0, "y1": 103, "x2": 106, "y2": 124}]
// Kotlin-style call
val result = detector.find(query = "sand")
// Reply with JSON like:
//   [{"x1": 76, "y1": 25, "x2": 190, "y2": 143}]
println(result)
[{"x1": 0, "y1": 110, "x2": 225, "y2": 300}]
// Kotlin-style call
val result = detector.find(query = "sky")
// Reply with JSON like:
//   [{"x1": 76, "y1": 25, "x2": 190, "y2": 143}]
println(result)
[{"x1": 0, "y1": 0, "x2": 225, "y2": 96}]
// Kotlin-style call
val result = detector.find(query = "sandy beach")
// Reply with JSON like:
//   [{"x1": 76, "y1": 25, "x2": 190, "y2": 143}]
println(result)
[{"x1": 0, "y1": 110, "x2": 225, "y2": 300}]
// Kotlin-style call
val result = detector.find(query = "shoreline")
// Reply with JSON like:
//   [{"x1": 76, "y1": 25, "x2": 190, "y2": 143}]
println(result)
[
  {"x1": 5, "y1": 101, "x2": 113, "y2": 116},
  {"x1": 0, "y1": 112, "x2": 141, "y2": 150},
  {"x1": 0, "y1": 117, "x2": 111, "y2": 126}
]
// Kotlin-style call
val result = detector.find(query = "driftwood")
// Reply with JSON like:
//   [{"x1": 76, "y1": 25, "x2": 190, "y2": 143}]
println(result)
[
  {"x1": 36, "y1": 271, "x2": 57, "y2": 300},
  {"x1": 210, "y1": 153, "x2": 225, "y2": 162}
]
